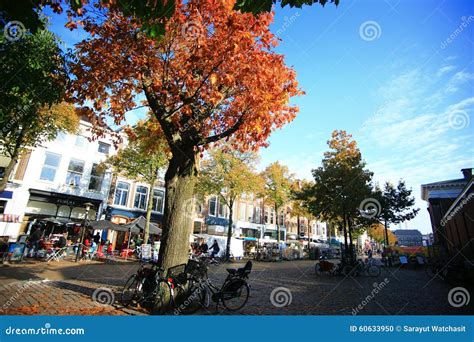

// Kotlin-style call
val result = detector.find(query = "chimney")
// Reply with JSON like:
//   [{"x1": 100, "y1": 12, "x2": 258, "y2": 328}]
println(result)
[{"x1": 461, "y1": 168, "x2": 473, "y2": 180}]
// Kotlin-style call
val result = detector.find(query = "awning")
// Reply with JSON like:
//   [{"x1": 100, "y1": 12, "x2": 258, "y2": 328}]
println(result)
[
  {"x1": 87, "y1": 220, "x2": 137, "y2": 232},
  {"x1": 41, "y1": 217, "x2": 72, "y2": 225},
  {"x1": 122, "y1": 216, "x2": 162, "y2": 235}
]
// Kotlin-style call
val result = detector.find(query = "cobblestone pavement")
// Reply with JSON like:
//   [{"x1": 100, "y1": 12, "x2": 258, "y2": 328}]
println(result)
[{"x1": 0, "y1": 259, "x2": 472, "y2": 315}]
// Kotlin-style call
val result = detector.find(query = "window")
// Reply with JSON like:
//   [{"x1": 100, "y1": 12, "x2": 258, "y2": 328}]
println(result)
[
  {"x1": 270, "y1": 208, "x2": 275, "y2": 224},
  {"x1": 0, "y1": 167, "x2": 5, "y2": 180},
  {"x1": 254, "y1": 207, "x2": 261, "y2": 223},
  {"x1": 75, "y1": 135, "x2": 87, "y2": 148},
  {"x1": 134, "y1": 186, "x2": 148, "y2": 210},
  {"x1": 264, "y1": 207, "x2": 269, "y2": 224},
  {"x1": 218, "y1": 199, "x2": 226, "y2": 218},
  {"x1": 279, "y1": 212, "x2": 285, "y2": 226},
  {"x1": 114, "y1": 182, "x2": 130, "y2": 206},
  {"x1": 98, "y1": 142, "x2": 110, "y2": 155},
  {"x1": 88, "y1": 164, "x2": 104, "y2": 191},
  {"x1": 40, "y1": 152, "x2": 61, "y2": 182},
  {"x1": 66, "y1": 159, "x2": 85, "y2": 187},
  {"x1": 55, "y1": 132, "x2": 67, "y2": 142},
  {"x1": 0, "y1": 200, "x2": 6, "y2": 214},
  {"x1": 208, "y1": 196, "x2": 217, "y2": 216},
  {"x1": 152, "y1": 189, "x2": 164, "y2": 213}
]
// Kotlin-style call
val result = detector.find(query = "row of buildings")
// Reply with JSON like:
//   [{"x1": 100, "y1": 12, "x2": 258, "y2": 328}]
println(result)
[{"x1": 0, "y1": 118, "x2": 334, "y2": 252}]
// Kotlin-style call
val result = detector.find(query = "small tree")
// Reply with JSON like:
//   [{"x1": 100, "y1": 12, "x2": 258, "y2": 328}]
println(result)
[
  {"x1": 106, "y1": 120, "x2": 169, "y2": 242},
  {"x1": 260, "y1": 162, "x2": 293, "y2": 247},
  {"x1": 0, "y1": 29, "x2": 79, "y2": 191},
  {"x1": 301, "y1": 131, "x2": 373, "y2": 263},
  {"x1": 196, "y1": 148, "x2": 262, "y2": 260},
  {"x1": 367, "y1": 223, "x2": 398, "y2": 245},
  {"x1": 373, "y1": 181, "x2": 419, "y2": 245}
]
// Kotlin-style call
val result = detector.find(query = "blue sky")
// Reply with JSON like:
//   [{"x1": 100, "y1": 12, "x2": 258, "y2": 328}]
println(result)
[{"x1": 46, "y1": 0, "x2": 473, "y2": 234}]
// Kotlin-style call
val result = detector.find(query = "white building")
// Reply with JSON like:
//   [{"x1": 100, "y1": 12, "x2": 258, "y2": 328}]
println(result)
[{"x1": 0, "y1": 119, "x2": 116, "y2": 240}]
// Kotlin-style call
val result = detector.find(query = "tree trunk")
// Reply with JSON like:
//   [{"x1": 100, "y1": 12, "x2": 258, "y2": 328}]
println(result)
[
  {"x1": 158, "y1": 145, "x2": 198, "y2": 270},
  {"x1": 225, "y1": 198, "x2": 234, "y2": 261},
  {"x1": 384, "y1": 219, "x2": 389, "y2": 246},
  {"x1": 348, "y1": 217, "x2": 354, "y2": 264},
  {"x1": 0, "y1": 155, "x2": 17, "y2": 193},
  {"x1": 144, "y1": 177, "x2": 156, "y2": 245},
  {"x1": 342, "y1": 214, "x2": 348, "y2": 262},
  {"x1": 275, "y1": 204, "x2": 280, "y2": 243}
]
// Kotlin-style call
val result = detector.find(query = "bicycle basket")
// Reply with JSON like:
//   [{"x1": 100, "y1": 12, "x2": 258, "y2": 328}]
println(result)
[
  {"x1": 186, "y1": 259, "x2": 207, "y2": 277},
  {"x1": 166, "y1": 264, "x2": 187, "y2": 285}
]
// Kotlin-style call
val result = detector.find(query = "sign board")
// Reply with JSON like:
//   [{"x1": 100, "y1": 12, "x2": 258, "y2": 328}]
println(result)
[{"x1": 141, "y1": 244, "x2": 152, "y2": 260}]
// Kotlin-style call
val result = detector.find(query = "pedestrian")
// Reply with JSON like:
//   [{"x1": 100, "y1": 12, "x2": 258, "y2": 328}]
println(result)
[
  {"x1": 209, "y1": 239, "x2": 220, "y2": 258},
  {"x1": 27, "y1": 227, "x2": 42, "y2": 256}
]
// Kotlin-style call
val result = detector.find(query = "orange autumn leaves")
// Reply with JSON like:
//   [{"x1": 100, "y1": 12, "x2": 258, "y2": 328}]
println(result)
[{"x1": 68, "y1": 0, "x2": 303, "y2": 151}]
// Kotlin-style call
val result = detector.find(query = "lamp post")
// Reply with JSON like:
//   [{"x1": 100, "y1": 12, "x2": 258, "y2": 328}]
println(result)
[{"x1": 75, "y1": 202, "x2": 93, "y2": 262}]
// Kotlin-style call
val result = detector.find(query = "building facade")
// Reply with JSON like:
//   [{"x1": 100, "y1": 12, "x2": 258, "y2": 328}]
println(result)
[{"x1": 0, "y1": 119, "x2": 116, "y2": 239}]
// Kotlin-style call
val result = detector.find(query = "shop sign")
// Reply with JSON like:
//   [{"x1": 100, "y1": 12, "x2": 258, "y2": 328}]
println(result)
[{"x1": 0, "y1": 214, "x2": 21, "y2": 223}]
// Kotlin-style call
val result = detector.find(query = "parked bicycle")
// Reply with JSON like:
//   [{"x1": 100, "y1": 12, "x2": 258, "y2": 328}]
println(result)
[{"x1": 180, "y1": 259, "x2": 252, "y2": 313}]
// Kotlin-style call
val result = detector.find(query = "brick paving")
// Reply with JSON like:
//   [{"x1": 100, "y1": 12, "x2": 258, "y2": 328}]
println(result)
[{"x1": 0, "y1": 259, "x2": 472, "y2": 315}]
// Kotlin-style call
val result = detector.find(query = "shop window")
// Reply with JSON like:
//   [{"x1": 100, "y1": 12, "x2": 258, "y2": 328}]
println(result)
[
  {"x1": 0, "y1": 200, "x2": 6, "y2": 214},
  {"x1": 114, "y1": 182, "x2": 130, "y2": 206},
  {"x1": 98, "y1": 142, "x2": 110, "y2": 155},
  {"x1": 88, "y1": 163, "x2": 104, "y2": 191},
  {"x1": 134, "y1": 185, "x2": 148, "y2": 210},
  {"x1": 152, "y1": 189, "x2": 164, "y2": 213},
  {"x1": 66, "y1": 159, "x2": 85, "y2": 187},
  {"x1": 40, "y1": 152, "x2": 61, "y2": 182}
]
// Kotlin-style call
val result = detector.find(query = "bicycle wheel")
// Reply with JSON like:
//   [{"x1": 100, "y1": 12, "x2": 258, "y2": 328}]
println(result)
[
  {"x1": 367, "y1": 265, "x2": 381, "y2": 277},
  {"x1": 175, "y1": 280, "x2": 206, "y2": 315},
  {"x1": 151, "y1": 280, "x2": 171, "y2": 315},
  {"x1": 314, "y1": 263, "x2": 322, "y2": 275},
  {"x1": 221, "y1": 279, "x2": 250, "y2": 311},
  {"x1": 121, "y1": 275, "x2": 141, "y2": 306}
]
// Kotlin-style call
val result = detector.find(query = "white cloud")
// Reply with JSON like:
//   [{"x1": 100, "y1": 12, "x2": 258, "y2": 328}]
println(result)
[
  {"x1": 436, "y1": 65, "x2": 456, "y2": 77},
  {"x1": 360, "y1": 67, "x2": 474, "y2": 234},
  {"x1": 445, "y1": 71, "x2": 474, "y2": 93}
]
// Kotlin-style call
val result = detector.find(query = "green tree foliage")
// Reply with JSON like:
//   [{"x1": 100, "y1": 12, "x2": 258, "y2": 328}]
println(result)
[
  {"x1": 373, "y1": 181, "x2": 419, "y2": 245},
  {"x1": 196, "y1": 147, "x2": 262, "y2": 260},
  {"x1": 5, "y1": 0, "x2": 339, "y2": 38},
  {"x1": 0, "y1": 28, "x2": 78, "y2": 191},
  {"x1": 260, "y1": 162, "x2": 293, "y2": 245},
  {"x1": 300, "y1": 130, "x2": 373, "y2": 262},
  {"x1": 106, "y1": 120, "x2": 169, "y2": 242}
]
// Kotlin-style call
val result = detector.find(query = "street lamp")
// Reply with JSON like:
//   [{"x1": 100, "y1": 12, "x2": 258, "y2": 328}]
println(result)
[{"x1": 75, "y1": 202, "x2": 93, "y2": 262}]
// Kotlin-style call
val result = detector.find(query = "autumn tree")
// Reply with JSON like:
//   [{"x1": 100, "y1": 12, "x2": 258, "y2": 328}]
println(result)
[
  {"x1": 68, "y1": 0, "x2": 302, "y2": 269},
  {"x1": 367, "y1": 223, "x2": 397, "y2": 244},
  {"x1": 196, "y1": 147, "x2": 262, "y2": 260},
  {"x1": 260, "y1": 162, "x2": 293, "y2": 247},
  {"x1": 301, "y1": 130, "x2": 373, "y2": 263},
  {"x1": 372, "y1": 181, "x2": 419, "y2": 245},
  {"x1": 106, "y1": 120, "x2": 169, "y2": 243},
  {"x1": 0, "y1": 28, "x2": 79, "y2": 192}
]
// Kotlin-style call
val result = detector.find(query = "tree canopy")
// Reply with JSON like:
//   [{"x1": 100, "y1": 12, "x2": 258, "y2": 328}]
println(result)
[{"x1": 0, "y1": 28, "x2": 79, "y2": 191}]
